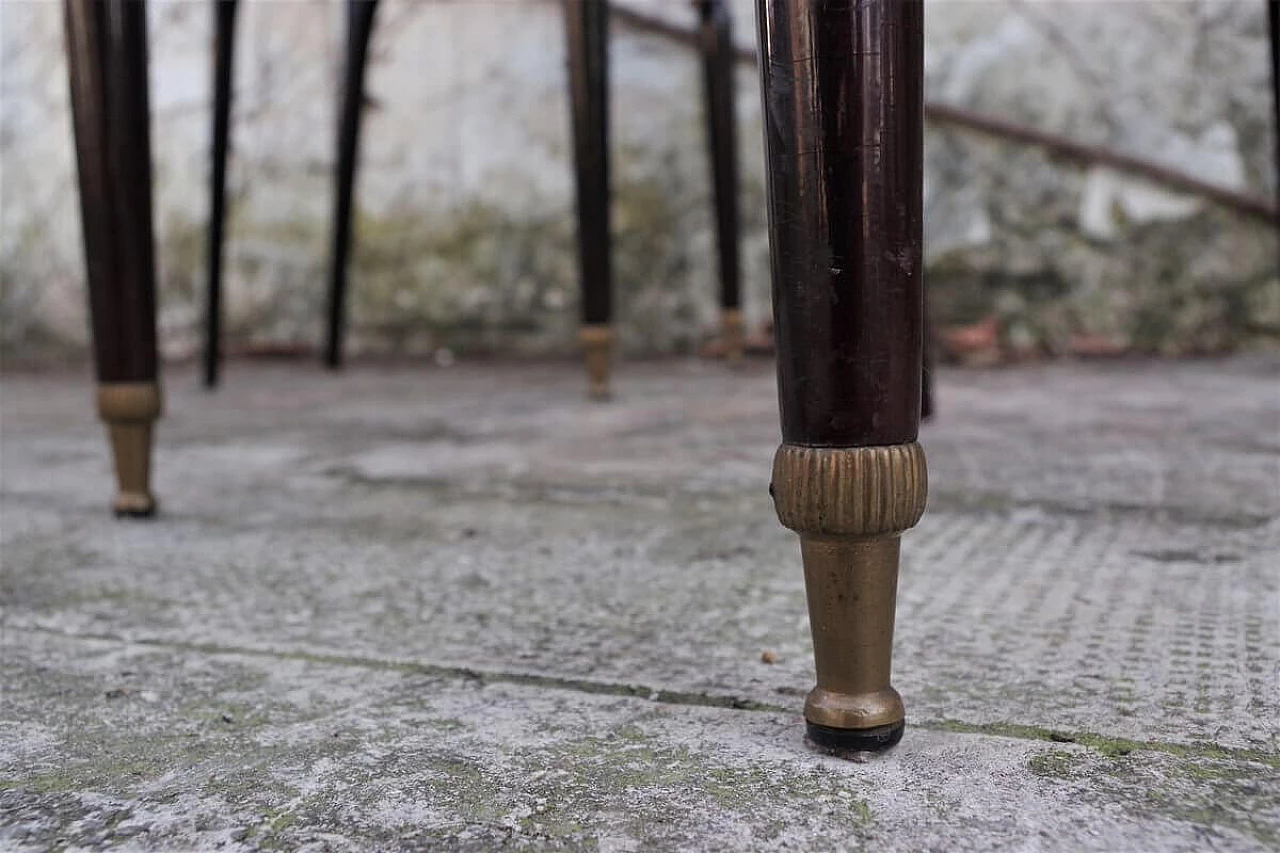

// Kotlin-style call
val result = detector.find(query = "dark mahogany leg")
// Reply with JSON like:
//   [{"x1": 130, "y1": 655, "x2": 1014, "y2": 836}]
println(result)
[
  {"x1": 564, "y1": 0, "x2": 613, "y2": 400},
  {"x1": 757, "y1": 0, "x2": 927, "y2": 753},
  {"x1": 204, "y1": 0, "x2": 239, "y2": 389},
  {"x1": 324, "y1": 0, "x2": 379, "y2": 370},
  {"x1": 698, "y1": 0, "x2": 744, "y2": 362},
  {"x1": 65, "y1": 0, "x2": 162, "y2": 517}
]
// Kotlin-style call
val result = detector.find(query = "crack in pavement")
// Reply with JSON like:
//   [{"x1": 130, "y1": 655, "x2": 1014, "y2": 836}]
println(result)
[{"x1": 11, "y1": 623, "x2": 1278, "y2": 766}]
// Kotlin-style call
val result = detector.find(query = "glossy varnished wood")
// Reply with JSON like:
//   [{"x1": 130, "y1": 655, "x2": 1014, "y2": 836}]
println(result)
[
  {"x1": 564, "y1": 0, "x2": 612, "y2": 327},
  {"x1": 757, "y1": 0, "x2": 924, "y2": 447},
  {"x1": 204, "y1": 0, "x2": 239, "y2": 388},
  {"x1": 65, "y1": 0, "x2": 158, "y2": 384},
  {"x1": 698, "y1": 0, "x2": 741, "y2": 317},
  {"x1": 65, "y1": 0, "x2": 162, "y2": 517},
  {"x1": 759, "y1": 0, "x2": 926, "y2": 752},
  {"x1": 325, "y1": 0, "x2": 380, "y2": 369}
]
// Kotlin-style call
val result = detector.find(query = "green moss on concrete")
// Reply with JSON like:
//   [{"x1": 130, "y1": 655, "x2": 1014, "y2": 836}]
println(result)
[
  {"x1": 521, "y1": 723, "x2": 875, "y2": 841},
  {"x1": 1028, "y1": 749, "x2": 1083, "y2": 779},
  {"x1": 929, "y1": 719, "x2": 1278, "y2": 766},
  {"x1": 1025, "y1": 743, "x2": 1280, "y2": 848}
]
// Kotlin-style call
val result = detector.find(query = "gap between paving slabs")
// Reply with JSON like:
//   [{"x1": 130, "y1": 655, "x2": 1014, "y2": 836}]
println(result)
[{"x1": 18, "y1": 624, "x2": 1278, "y2": 769}]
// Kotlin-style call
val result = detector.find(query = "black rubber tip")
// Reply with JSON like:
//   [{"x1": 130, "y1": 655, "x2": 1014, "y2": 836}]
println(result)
[
  {"x1": 806, "y1": 720, "x2": 904, "y2": 755},
  {"x1": 113, "y1": 506, "x2": 157, "y2": 520}
]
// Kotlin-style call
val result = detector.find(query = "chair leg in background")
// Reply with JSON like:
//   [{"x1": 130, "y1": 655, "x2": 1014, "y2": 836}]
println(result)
[
  {"x1": 65, "y1": 0, "x2": 162, "y2": 517},
  {"x1": 324, "y1": 0, "x2": 380, "y2": 370},
  {"x1": 699, "y1": 0, "x2": 744, "y2": 363},
  {"x1": 565, "y1": 0, "x2": 614, "y2": 400}
]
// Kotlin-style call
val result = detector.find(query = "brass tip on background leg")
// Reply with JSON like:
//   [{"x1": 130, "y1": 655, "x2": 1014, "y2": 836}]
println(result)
[
  {"x1": 96, "y1": 382, "x2": 162, "y2": 518},
  {"x1": 772, "y1": 443, "x2": 927, "y2": 755},
  {"x1": 578, "y1": 324, "x2": 613, "y2": 401},
  {"x1": 721, "y1": 308, "x2": 744, "y2": 364}
]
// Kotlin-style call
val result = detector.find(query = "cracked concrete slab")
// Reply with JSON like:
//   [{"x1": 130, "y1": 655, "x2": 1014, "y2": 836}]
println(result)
[
  {"x1": 3, "y1": 631, "x2": 1277, "y2": 852},
  {"x1": 2, "y1": 358, "x2": 1278, "y2": 850}
]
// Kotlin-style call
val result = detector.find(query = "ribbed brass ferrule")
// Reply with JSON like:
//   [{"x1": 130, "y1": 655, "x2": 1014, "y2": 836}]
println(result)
[
  {"x1": 772, "y1": 442, "x2": 927, "y2": 538},
  {"x1": 96, "y1": 381, "x2": 162, "y2": 517},
  {"x1": 578, "y1": 324, "x2": 613, "y2": 401},
  {"x1": 771, "y1": 441, "x2": 927, "y2": 745}
]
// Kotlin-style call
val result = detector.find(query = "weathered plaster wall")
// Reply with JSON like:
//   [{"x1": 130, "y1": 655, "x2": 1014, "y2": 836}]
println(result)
[
  {"x1": 1, "y1": 0, "x2": 1276, "y2": 363},
  {"x1": 923, "y1": 1, "x2": 1278, "y2": 359}
]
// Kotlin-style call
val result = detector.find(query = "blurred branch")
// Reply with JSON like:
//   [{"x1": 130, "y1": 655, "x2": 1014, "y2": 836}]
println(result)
[
  {"x1": 607, "y1": 1, "x2": 1279, "y2": 226},
  {"x1": 923, "y1": 104, "x2": 1278, "y2": 225},
  {"x1": 608, "y1": 3, "x2": 710, "y2": 54}
]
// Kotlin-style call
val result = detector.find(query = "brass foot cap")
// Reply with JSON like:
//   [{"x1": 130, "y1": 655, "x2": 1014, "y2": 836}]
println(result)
[
  {"x1": 722, "y1": 308, "x2": 744, "y2": 363},
  {"x1": 806, "y1": 721, "x2": 904, "y2": 755},
  {"x1": 97, "y1": 382, "x2": 162, "y2": 520},
  {"x1": 804, "y1": 686, "x2": 905, "y2": 732},
  {"x1": 113, "y1": 493, "x2": 158, "y2": 518},
  {"x1": 579, "y1": 324, "x2": 613, "y2": 403}
]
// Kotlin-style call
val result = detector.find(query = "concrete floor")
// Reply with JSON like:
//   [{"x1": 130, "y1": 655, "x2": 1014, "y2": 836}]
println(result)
[{"x1": 2, "y1": 356, "x2": 1277, "y2": 851}]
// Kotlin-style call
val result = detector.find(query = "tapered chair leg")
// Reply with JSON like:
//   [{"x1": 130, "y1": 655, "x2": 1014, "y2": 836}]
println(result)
[
  {"x1": 324, "y1": 0, "x2": 379, "y2": 370},
  {"x1": 65, "y1": 0, "x2": 162, "y2": 517},
  {"x1": 204, "y1": 0, "x2": 239, "y2": 389},
  {"x1": 564, "y1": 0, "x2": 613, "y2": 400},
  {"x1": 757, "y1": 0, "x2": 927, "y2": 753},
  {"x1": 698, "y1": 0, "x2": 743, "y2": 363}
]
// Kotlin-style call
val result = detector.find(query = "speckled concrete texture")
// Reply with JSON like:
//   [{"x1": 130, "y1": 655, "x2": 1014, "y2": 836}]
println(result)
[{"x1": 2, "y1": 357, "x2": 1278, "y2": 850}]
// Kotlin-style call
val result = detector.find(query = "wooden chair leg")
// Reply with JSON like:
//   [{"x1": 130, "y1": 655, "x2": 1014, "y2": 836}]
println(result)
[
  {"x1": 698, "y1": 0, "x2": 743, "y2": 363},
  {"x1": 65, "y1": 0, "x2": 162, "y2": 518},
  {"x1": 564, "y1": 0, "x2": 613, "y2": 400},
  {"x1": 204, "y1": 0, "x2": 239, "y2": 389},
  {"x1": 324, "y1": 0, "x2": 379, "y2": 371},
  {"x1": 758, "y1": 0, "x2": 926, "y2": 753}
]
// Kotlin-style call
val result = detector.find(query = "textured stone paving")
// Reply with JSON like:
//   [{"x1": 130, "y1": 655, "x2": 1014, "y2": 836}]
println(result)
[{"x1": 2, "y1": 357, "x2": 1278, "y2": 850}]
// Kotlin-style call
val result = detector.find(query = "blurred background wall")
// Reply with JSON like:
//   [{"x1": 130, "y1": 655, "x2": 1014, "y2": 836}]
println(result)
[{"x1": 1, "y1": 0, "x2": 1276, "y2": 365}]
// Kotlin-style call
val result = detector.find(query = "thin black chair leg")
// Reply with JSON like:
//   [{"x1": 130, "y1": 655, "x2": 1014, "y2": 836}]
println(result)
[
  {"x1": 204, "y1": 0, "x2": 239, "y2": 389},
  {"x1": 564, "y1": 0, "x2": 613, "y2": 400},
  {"x1": 698, "y1": 0, "x2": 743, "y2": 362},
  {"x1": 65, "y1": 0, "x2": 162, "y2": 517},
  {"x1": 324, "y1": 0, "x2": 379, "y2": 370},
  {"x1": 758, "y1": 0, "x2": 927, "y2": 753}
]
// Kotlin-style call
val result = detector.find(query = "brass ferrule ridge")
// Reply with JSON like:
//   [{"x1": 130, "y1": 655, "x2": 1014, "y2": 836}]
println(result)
[
  {"x1": 578, "y1": 324, "x2": 613, "y2": 401},
  {"x1": 771, "y1": 442, "x2": 928, "y2": 752},
  {"x1": 721, "y1": 308, "x2": 744, "y2": 363},
  {"x1": 96, "y1": 381, "x2": 163, "y2": 518}
]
